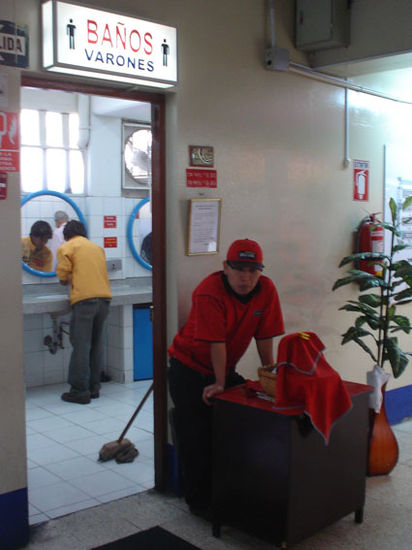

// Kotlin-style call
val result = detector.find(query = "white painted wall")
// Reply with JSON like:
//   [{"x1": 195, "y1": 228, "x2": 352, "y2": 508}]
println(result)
[{"x1": 0, "y1": 65, "x2": 27, "y2": 494}]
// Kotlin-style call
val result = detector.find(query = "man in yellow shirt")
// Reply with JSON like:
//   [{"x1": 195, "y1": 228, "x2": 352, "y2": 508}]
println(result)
[
  {"x1": 57, "y1": 220, "x2": 112, "y2": 404},
  {"x1": 21, "y1": 220, "x2": 53, "y2": 272}
]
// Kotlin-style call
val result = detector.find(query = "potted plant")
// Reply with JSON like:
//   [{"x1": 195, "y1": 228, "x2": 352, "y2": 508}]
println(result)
[{"x1": 332, "y1": 196, "x2": 412, "y2": 475}]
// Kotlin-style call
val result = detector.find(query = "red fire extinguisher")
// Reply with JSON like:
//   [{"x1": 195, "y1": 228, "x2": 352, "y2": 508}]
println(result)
[{"x1": 356, "y1": 213, "x2": 384, "y2": 275}]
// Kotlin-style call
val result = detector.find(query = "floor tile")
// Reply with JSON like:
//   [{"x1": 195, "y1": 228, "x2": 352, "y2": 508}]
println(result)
[
  {"x1": 27, "y1": 415, "x2": 74, "y2": 433},
  {"x1": 29, "y1": 480, "x2": 90, "y2": 512},
  {"x1": 69, "y1": 469, "x2": 137, "y2": 498},
  {"x1": 26, "y1": 380, "x2": 154, "y2": 524},
  {"x1": 59, "y1": 407, "x2": 108, "y2": 424},
  {"x1": 44, "y1": 424, "x2": 97, "y2": 443},
  {"x1": 27, "y1": 433, "x2": 60, "y2": 451},
  {"x1": 64, "y1": 434, "x2": 112, "y2": 457},
  {"x1": 28, "y1": 466, "x2": 62, "y2": 488},
  {"x1": 96, "y1": 485, "x2": 145, "y2": 504},
  {"x1": 47, "y1": 498, "x2": 100, "y2": 519},
  {"x1": 45, "y1": 455, "x2": 107, "y2": 481},
  {"x1": 104, "y1": 457, "x2": 155, "y2": 483},
  {"x1": 82, "y1": 417, "x2": 132, "y2": 436},
  {"x1": 29, "y1": 443, "x2": 80, "y2": 466},
  {"x1": 25, "y1": 406, "x2": 55, "y2": 421}
]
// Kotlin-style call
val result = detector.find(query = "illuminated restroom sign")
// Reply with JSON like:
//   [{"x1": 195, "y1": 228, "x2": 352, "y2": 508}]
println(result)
[{"x1": 42, "y1": 1, "x2": 177, "y2": 88}]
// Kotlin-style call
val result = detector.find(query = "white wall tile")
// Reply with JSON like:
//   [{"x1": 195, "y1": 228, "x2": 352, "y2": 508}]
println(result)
[
  {"x1": 103, "y1": 197, "x2": 122, "y2": 213},
  {"x1": 24, "y1": 352, "x2": 45, "y2": 386},
  {"x1": 86, "y1": 196, "x2": 104, "y2": 216},
  {"x1": 44, "y1": 367, "x2": 66, "y2": 385},
  {"x1": 121, "y1": 305, "x2": 133, "y2": 328},
  {"x1": 87, "y1": 215, "x2": 102, "y2": 239},
  {"x1": 107, "y1": 306, "x2": 120, "y2": 326},
  {"x1": 24, "y1": 330, "x2": 45, "y2": 353},
  {"x1": 24, "y1": 314, "x2": 43, "y2": 331}
]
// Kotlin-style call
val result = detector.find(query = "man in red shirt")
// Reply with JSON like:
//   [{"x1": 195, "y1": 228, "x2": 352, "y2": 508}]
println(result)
[{"x1": 168, "y1": 239, "x2": 284, "y2": 515}]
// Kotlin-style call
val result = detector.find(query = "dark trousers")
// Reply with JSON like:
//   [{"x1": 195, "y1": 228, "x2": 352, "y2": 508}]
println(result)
[
  {"x1": 68, "y1": 298, "x2": 110, "y2": 396},
  {"x1": 168, "y1": 357, "x2": 245, "y2": 509}
]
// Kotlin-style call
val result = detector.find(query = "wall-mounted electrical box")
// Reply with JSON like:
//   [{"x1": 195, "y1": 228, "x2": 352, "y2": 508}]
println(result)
[{"x1": 295, "y1": 0, "x2": 350, "y2": 52}]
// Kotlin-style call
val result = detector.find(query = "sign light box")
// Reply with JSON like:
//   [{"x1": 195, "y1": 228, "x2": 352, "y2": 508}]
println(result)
[{"x1": 42, "y1": 0, "x2": 177, "y2": 88}]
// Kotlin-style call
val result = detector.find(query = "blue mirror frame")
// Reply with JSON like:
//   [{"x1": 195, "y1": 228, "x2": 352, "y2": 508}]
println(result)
[
  {"x1": 21, "y1": 190, "x2": 88, "y2": 278},
  {"x1": 127, "y1": 197, "x2": 152, "y2": 271}
]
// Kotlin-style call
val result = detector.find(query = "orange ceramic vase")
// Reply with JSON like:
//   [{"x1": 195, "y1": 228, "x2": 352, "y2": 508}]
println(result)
[{"x1": 368, "y1": 383, "x2": 399, "y2": 476}]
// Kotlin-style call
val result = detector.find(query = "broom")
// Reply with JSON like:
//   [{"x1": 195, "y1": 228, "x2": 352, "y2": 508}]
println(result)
[{"x1": 98, "y1": 382, "x2": 153, "y2": 463}]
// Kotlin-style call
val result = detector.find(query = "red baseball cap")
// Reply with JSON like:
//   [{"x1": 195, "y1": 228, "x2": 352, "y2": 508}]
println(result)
[{"x1": 226, "y1": 239, "x2": 264, "y2": 270}]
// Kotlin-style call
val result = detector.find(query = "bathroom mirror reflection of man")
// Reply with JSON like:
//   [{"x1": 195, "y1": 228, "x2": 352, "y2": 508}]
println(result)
[{"x1": 21, "y1": 220, "x2": 53, "y2": 272}]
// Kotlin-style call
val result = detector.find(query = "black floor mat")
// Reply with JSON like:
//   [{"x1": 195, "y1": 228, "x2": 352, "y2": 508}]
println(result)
[{"x1": 91, "y1": 525, "x2": 201, "y2": 549}]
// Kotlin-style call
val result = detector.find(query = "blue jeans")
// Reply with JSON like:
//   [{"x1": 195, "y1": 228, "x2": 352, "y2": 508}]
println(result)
[{"x1": 68, "y1": 298, "x2": 111, "y2": 396}]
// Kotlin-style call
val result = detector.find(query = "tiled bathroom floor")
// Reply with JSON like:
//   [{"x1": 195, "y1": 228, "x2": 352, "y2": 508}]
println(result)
[
  {"x1": 25, "y1": 418, "x2": 412, "y2": 549},
  {"x1": 25, "y1": 379, "x2": 154, "y2": 525}
]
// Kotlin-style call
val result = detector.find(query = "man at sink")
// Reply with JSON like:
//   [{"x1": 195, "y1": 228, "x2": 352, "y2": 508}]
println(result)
[{"x1": 56, "y1": 220, "x2": 112, "y2": 405}]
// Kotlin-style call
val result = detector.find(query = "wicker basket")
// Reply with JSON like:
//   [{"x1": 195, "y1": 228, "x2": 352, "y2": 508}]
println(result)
[{"x1": 257, "y1": 364, "x2": 277, "y2": 397}]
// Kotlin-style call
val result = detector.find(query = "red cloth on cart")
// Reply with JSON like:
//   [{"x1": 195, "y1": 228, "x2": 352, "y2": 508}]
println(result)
[{"x1": 272, "y1": 332, "x2": 352, "y2": 444}]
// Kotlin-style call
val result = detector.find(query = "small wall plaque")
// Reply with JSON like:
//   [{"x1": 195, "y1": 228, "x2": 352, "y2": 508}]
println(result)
[{"x1": 189, "y1": 145, "x2": 214, "y2": 167}]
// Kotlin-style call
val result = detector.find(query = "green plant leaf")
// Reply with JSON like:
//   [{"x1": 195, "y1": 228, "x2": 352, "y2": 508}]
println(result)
[
  {"x1": 402, "y1": 196, "x2": 412, "y2": 211},
  {"x1": 338, "y1": 253, "x2": 389, "y2": 268},
  {"x1": 387, "y1": 304, "x2": 396, "y2": 320},
  {"x1": 393, "y1": 260, "x2": 412, "y2": 287},
  {"x1": 332, "y1": 272, "x2": 376, "y2": 290},
  {"x1": 379, "y1": 221, "x2": 402, "y2": 236},
  {"x1": 394, "y1": 288, "x2": 412, "y2": 302},
  {"x1": 355, "y1": 317, "x2": 367, "y2": 328},
  {"x1": 389, "y1": 198, "x2": 397, "y2": 224},
  {"x1": 393, "y1": 243, "x2": 410, "y2": 253},
  {"x1": 344, "y1": 301, "x2": 383, "y2": 321},
  {"x1": 358, "y1": 294, "x2": 382, "y2": 307},
  {"x1": 359, "y1": 277, "x2": 388, "y2": 291},
  {"x1": 390, "y1": 314, "x2": 412, "y2": 334},
  {"x1": 341, "y1": 326, "x2": 372, "y2": 343},
  {"x1": 392, "y1": 298, "x2": 412, "y2": 306},
  {"x1": 385, "y1": 338, "x2": 409, "y2": 378}
]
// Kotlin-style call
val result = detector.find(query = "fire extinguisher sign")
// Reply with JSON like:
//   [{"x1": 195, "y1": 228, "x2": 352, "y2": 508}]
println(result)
[{"x1": 353, "y1": 159, "x2": 369, "y2": 201}]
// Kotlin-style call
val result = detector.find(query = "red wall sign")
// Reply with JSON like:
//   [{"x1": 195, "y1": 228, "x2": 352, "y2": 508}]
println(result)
[
  {"x1": 104, "y1": 237, "x2": 117, "y2": 248},
  {"x1": 104, "y1": 215, "x2": 117, "y2": 228},
  {"x1": 186, "y1": 168, "x2": 217, "y2": 188},
  {"x1": 0, "y1": 112, "x2": 20, "y2": 172},
  {"x1": 353, "y1": 159, "x2": 369, "y2": 201},
  {"x1": 0, "y1": 173, "x2": 7, "y2": 200}
]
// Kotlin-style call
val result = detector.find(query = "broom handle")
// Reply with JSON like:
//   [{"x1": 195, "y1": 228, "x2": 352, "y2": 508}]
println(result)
[{"x1": 117, "y1": 382, "x2": 154, "y2": 442}]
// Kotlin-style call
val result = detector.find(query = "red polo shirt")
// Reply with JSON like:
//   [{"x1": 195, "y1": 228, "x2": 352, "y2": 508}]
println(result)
[{"x1": 168, "y1": 271, "x2": 284, "y2": 375}]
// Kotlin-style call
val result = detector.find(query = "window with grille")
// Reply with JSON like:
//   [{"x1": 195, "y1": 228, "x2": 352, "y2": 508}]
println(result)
[{"x1": 20, "y1": 109, "x2": 85, "y2": 194}]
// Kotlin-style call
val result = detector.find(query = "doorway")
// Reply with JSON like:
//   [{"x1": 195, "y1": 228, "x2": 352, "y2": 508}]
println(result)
[{"x1": 21, "y1": 75, "x2": 168, "y2": 520}]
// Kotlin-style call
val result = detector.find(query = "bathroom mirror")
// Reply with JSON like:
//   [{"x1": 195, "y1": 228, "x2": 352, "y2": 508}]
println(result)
[
  {"x1": 127, "y1": 197, "x2": 152, "y2": 271},
  {"x1": 21, "y1": 190, "x2": 87, "y2": 278}
]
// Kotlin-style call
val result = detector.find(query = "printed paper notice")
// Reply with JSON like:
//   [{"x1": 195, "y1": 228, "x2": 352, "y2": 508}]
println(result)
[{"x1": 188, "y1": 199, "x2": 221, "y2": 255}]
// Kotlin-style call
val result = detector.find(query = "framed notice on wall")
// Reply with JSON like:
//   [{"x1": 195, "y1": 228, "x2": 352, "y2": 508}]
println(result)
[{"x1": 186, "y1": 198, "x2": 222, "y2": 255}]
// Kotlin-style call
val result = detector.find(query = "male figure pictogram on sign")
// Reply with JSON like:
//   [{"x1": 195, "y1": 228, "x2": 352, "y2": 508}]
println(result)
[
  {"x1": 162, "y1": 39, "x2": 170, "y2": 66},
  {"x1": 67, "y1": 19, "x2": 76, "y2": 49}
]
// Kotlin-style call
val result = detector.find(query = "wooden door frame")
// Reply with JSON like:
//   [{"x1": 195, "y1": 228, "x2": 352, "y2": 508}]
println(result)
[{"x1": 21, "y1": 75, "x2": 169, "y2": 490}]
